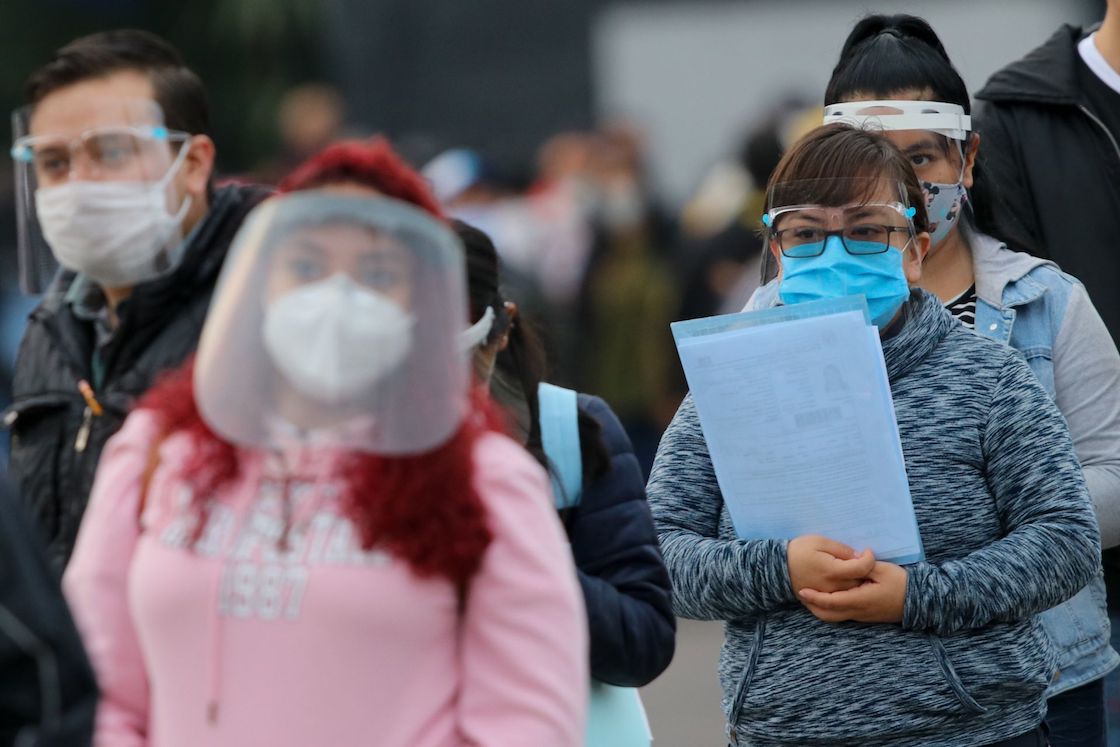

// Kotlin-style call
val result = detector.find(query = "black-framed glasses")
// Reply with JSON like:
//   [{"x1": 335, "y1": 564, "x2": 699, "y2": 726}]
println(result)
[{"x1": 773, "y1": 224, "x2": 912, "y2": 258}]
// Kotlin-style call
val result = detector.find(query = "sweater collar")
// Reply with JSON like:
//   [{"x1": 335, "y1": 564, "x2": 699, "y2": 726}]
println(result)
[{"x1": 880, "y1": 289, "x2": 957, "y2": 380}]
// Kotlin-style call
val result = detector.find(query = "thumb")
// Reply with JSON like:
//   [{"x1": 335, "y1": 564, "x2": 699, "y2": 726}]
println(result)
[
  {"x1": 831, "y1": 548, "x2": 876, "y2": 579},
  {"x1": 814, "y1": 537, "x2": 858, "y2": 560},
  {"x1": 851, "y1": 548, "x2": 877, "y2": 575}
]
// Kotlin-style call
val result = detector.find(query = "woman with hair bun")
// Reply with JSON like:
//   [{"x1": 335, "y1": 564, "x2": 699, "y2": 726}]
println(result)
[{"x1": 822, "y1": 16, "x2": 1120, "y2": 744}]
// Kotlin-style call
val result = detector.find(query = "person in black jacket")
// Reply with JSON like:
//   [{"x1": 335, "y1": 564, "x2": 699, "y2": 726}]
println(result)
[
  {"x1": 975, "y1": 7, "x2": 1120, "y2": 343},
  {"x1": 0, "y1": 472, "x2": 97, "y2": 746},
  {"x1": 456, "y1": 220, "x2": 676, "y2": 688},
  {"x1": 977, "y1": 25, "x2": 1120, "y2": 738},
  {"x1": 5, "y1": 30, "x2": 269, "y2": 572}
]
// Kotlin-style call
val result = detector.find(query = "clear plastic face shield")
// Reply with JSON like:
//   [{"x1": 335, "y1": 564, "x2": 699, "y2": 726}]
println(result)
[
  {"x1": 194, "y1": 192, "x2": 471, "y2": 456},
  {"x1": 10, "y1": 98, "x2": 191, "y2": 293},
  {"x1": 760, "y1": 177, "x2": 918, "y2": 284},
  {"x1": 822, "y1": 100, "x2": 972, "y2": 247}
]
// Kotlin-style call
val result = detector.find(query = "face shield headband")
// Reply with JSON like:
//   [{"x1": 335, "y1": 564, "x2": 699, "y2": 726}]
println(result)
[
  {"x1": 822, "y1": 100, "x2": 971, "y2": 142},
  {"x1": 822, "y1": 101, "x2": 971, "y2": 247}
]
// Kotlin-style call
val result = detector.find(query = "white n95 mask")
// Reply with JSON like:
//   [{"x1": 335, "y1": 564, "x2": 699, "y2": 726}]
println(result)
[
  {"x1": 33, "y1": 143, "x2": 192, "y2": 288},
  {"x1": 262, "y1": 273, "x2": 416, "y2": 406}
]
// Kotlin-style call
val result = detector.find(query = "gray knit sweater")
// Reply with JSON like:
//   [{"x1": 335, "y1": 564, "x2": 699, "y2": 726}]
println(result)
[{"x1": 648, "y1": 290, "x2": 1100, "y2": 747}]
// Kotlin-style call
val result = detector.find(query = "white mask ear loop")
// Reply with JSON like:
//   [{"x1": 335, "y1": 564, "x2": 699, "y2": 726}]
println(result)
[
  {"x1": 952, "y1": 138, "x2": 968, "y2": 185},
  {"x1": 159, "y1": 138, "x2": 194, "y2": 220},
  {"x1": 460, "y1": 305, "x2": 495, "y2": 352}
]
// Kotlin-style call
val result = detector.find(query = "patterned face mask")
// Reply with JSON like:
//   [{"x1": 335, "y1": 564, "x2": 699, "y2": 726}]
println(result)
[{"x1": 921, "y1": 176, "x2": 968, "y2": 249}]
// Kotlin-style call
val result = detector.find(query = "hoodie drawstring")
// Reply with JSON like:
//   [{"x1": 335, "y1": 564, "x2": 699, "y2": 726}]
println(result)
[{"x1": 206, "y1": 455, "x2": 266, "y2": 725}]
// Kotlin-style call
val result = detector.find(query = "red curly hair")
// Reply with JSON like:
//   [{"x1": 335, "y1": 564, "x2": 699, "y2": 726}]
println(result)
[
  {"x1": 279, "y1": 136, "x2": 446, "y2": 218},
  {"x1": 140, "y1": 137, "x2": 505, "y2": 585}
]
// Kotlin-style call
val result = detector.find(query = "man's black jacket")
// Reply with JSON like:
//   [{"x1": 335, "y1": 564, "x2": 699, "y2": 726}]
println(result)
[
  {"x1": 975, "y1": 24, "x2": 1120, "y2": 341},
  {"x1": 5, "y1": 184, "x2": 269, "y2": 572},
  {"x1": 976, "y1": 24, "x2": 1120, "y2": 603},
  {"x1": 0, "y1": 475, "x2": 97, "y2": 746}
]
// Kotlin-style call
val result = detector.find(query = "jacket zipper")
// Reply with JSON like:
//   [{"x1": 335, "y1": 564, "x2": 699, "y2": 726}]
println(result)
[
  {"x1": 74, "y1": 380, "x2": 103, "y2": 454},
  {"x1": 1079, "y1": 104, "x2": 1120, "y2": 162}
]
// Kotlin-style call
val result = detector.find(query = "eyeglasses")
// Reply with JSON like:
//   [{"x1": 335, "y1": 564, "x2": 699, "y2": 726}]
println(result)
[
  {"x1": 764, "y1": 202, "x2": 916, "y2": 258},
  {"x1": 773, "y1": 224, "x2": 914, "y2": 258},
  {"x1": 11, "y1": 125, "x2": 187, "y2": 184}
]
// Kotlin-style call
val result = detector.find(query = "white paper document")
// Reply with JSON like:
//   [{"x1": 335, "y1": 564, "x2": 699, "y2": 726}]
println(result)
[{"x1": 671, "y1": 297, "x2": 923, "y2": 564}]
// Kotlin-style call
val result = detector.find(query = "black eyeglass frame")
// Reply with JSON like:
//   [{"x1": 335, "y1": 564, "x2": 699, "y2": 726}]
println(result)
[{"x1": 772, "y1": 224, "x2": 914, "y2": 258}]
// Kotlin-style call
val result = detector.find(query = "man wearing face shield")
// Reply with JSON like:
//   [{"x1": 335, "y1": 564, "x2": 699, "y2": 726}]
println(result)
[{"x1": 6, "y1": 30, "x2": 270, "y2": 572}]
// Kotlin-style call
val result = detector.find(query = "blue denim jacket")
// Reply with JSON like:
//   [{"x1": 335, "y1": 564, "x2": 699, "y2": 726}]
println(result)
[
  {"x1": 747, "y1": 232, "x2": 1120, "y2": 696},
  {"x1": 970, "y1": 232, "x2": 1119, "y2": 696}
]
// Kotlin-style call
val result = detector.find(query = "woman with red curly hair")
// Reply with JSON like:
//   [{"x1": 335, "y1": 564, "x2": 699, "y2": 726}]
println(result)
[{"x1": 63, "y1": 138, "x2": 589, "y2": 747}]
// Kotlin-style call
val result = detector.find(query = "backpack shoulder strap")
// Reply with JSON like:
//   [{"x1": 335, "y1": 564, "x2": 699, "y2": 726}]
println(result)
[{"x1": 537, "y1": 382, "x2": 583, "y2": 510}]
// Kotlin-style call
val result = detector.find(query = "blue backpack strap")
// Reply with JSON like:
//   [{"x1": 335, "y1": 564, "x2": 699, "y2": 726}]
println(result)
[{"x1": 537, "y1": 382, "x2": 583, "y2": 510}]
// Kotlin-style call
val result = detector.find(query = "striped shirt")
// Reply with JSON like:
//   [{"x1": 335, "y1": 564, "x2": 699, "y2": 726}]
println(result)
[{"x1": 945, "y1": 284, "x2": 977, "y2": 329}]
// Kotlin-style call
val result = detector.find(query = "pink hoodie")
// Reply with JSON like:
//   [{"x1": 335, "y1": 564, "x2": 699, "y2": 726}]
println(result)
[{"x1": 64, "y1": 410, "x2": 588, "y2": 747}]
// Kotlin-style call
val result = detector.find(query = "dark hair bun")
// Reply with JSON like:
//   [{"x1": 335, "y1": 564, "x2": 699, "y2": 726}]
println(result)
[{"x1": 840, "y1": 14, "x2": 951, "y2": 64}]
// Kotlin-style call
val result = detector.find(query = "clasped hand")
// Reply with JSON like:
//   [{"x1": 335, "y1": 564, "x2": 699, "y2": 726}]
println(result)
[{"x1": 786, "y1": 535, "x2": 907, "y2": 624}]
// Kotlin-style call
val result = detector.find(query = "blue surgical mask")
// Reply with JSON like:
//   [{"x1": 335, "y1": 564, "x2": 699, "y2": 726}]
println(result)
[{"x1": 778, "y1": 236, "x2": 911, "y2": 327}]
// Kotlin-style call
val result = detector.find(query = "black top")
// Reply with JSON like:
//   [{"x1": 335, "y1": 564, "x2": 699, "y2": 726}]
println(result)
[
  {"x1": 567, "y1": 394, "x2": 676, "y2": 687},
  {"x1": 945, "y1": 285, "x2": 978, "y2": 330},
  {"x1": 1077, "y1": 50, "x2": 1120, "y2": 160},
  {"x1": 978, "y1": 26, "x2": 1120, "y2": 600},
  {"x1": 0, "y1": 475, "x2": 97, "y2": 744}
]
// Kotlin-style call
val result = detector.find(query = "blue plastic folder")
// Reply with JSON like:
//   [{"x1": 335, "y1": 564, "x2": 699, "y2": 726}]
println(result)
[
  {"x1": 672, "y1": 296, "x2": 924, "y2": 565},
  {"x1": 585, "y1": 683, "x2": 652, "y2": 747}
]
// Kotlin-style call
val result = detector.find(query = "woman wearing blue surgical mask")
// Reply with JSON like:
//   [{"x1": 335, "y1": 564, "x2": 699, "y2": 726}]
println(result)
[
  {"x1": 816, "y1": 15, "x2": 1120, "y2": 747},
  {"x1": 650, "y1": 123, "x2": 1100, "y2": 747}
]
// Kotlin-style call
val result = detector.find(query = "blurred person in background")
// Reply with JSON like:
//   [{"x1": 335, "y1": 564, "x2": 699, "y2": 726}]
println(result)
[
  {"x1": 0, "y1": 162, "x2": 38, "y2": 460},
  {"x1": 253, "y1": 82, "x2": 348, "y2": 184},
  {"x1": 458, "y1": 219, "x2": 675, "y2": 699},
  {"x1": 0, "y1": 474, "x2": 97, "y2": 746},
  {"x1": 678, "y1": 101, "x2": 818, "y2": 323},
  {"x1": 424, "y1": 147, "x2": 545, "y2": 305},
  {"x1": 823, "y1": 15, "x2": 1120, "y2": 746},
  {"x1": 64, "y1": 138, "x2": 588, "y2": 747},
  {"x1": 577, "y1": 123, "x2": 679, "y2": 477},
  {"x1": 425, "y1": 142, "x2": 593, "y2": 386},
  {"x1": 6, "y1": 29, "x2": 270, "y2": 572}
]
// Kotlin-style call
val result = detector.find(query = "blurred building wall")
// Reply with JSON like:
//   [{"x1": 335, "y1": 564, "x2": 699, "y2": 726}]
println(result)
[{"x1": 323, "y1": 0, "x2": 606, "y2": 176}]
